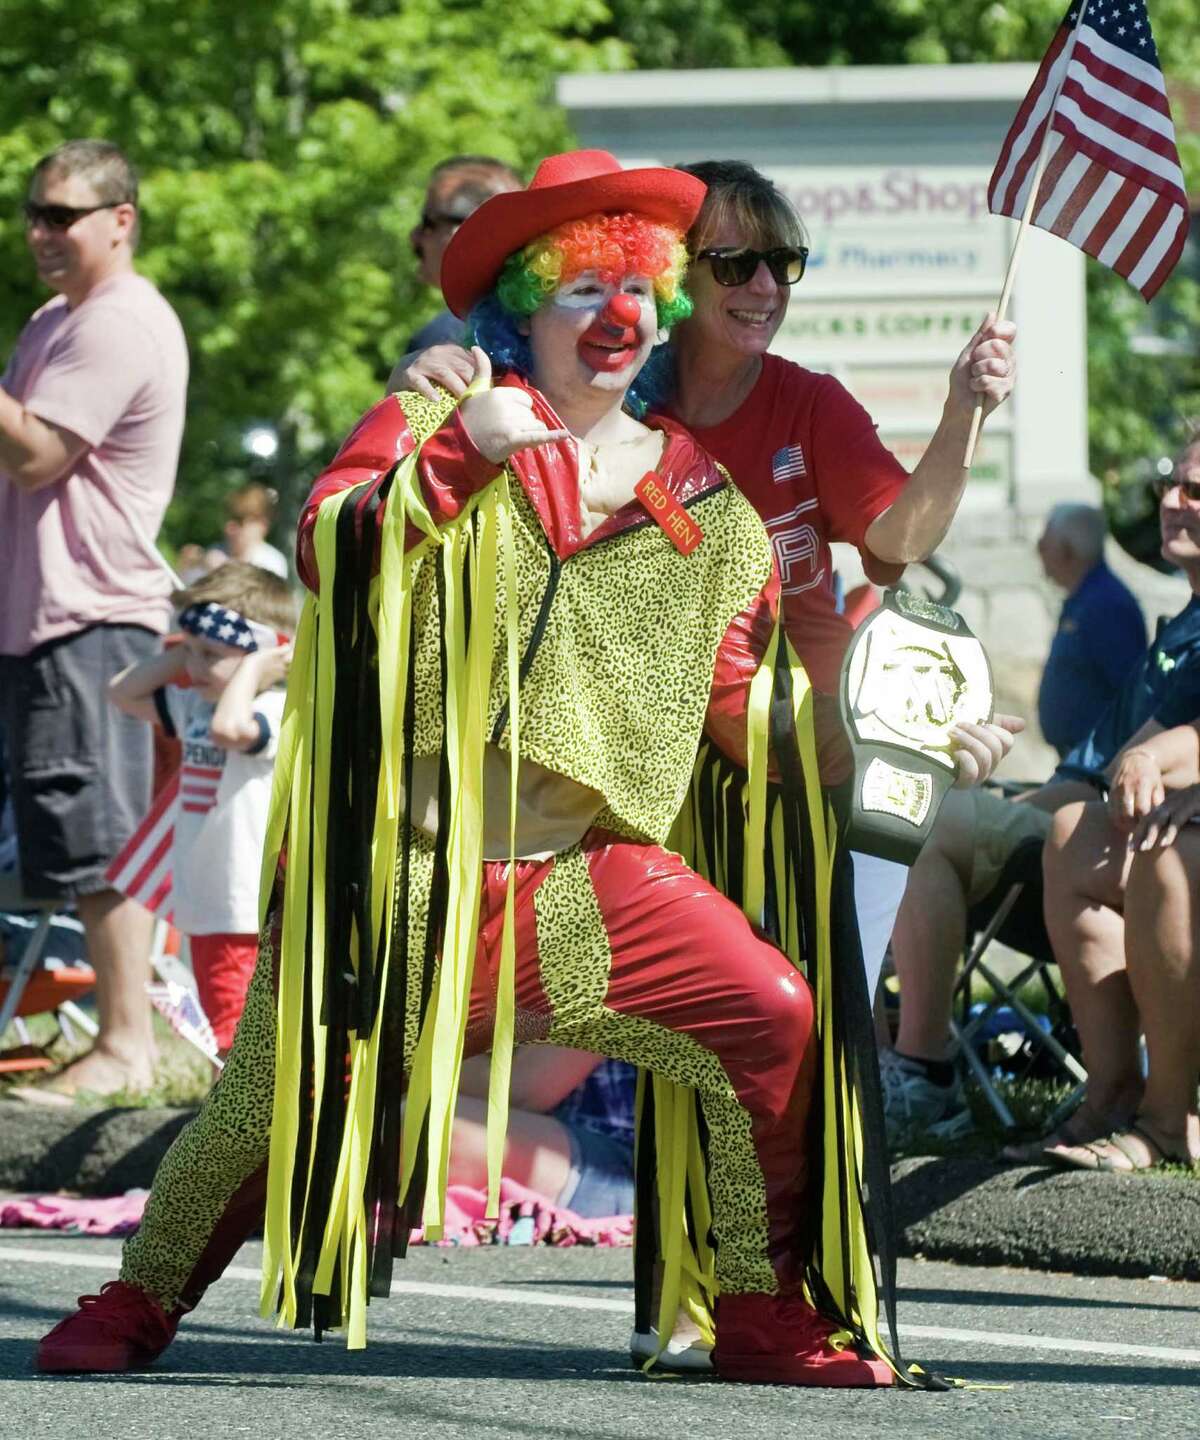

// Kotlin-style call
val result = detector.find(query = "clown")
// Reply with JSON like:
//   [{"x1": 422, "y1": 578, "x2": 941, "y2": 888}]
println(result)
[{"x1": 37, "y1": 151, "x2": 904, "y2": 1390}]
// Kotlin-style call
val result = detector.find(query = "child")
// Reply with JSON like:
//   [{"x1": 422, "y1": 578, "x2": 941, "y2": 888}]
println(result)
[{"x1": 109, "y1": 562, "x2": 296, "y2": 1056}]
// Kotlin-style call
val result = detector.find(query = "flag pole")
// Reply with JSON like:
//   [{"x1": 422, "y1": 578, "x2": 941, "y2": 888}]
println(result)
[{"x1": 963, "y1": 0, "x2": 1092, "y2": 469}]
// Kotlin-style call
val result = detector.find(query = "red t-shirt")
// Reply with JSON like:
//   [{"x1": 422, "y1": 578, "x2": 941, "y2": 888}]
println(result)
[{"x1": 674, "y1": 355, "x2": 907, "y2": 694}]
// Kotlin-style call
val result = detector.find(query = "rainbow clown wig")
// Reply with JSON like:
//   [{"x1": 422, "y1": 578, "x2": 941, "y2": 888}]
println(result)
[{"x1": 467, "y1": 211, "x2": 692, "y2": 416}]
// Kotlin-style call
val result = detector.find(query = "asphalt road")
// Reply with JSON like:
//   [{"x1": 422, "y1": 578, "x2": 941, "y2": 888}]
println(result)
[{"x1": 2, "y1": 1234, "x2": 1198, "y2": 1440}]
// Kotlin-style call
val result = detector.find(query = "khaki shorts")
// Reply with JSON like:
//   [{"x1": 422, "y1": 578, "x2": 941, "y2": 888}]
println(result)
[{"x1": 964, "y1": 789, "x2": 1055, "y2": 905}]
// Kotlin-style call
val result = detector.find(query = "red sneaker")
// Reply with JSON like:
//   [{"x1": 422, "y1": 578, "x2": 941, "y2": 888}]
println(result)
[
  {"x1": 713, "y1": 1294, "x2": 894, "y2": 1387},
  {"x1": 36, "y1": 1281, "x2": 180, "y2": 1374}
]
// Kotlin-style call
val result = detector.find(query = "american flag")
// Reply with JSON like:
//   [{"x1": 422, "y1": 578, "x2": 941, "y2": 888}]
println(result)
[
  {"x1": 104, "y1": 772, "x2": 178, "y2": 921},
  {"x1": 147, "y1": 979, "x2": 221, "y2": 1065},
  {"x1": 771, "y1": 445, "x2": 807, "y2": 484},
  {"x1": 988, "y1": 0, "x2": 1189, "y2": 301}
]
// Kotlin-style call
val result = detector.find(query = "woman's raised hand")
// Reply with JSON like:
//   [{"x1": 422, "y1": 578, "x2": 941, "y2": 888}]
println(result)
[{"x1": 949, "y1": 313, "x2": 1018, "y2": 419}]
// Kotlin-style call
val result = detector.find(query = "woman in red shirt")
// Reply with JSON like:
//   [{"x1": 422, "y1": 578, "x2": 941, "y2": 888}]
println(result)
[{"x1": 403, "y1": 158, "x2": 1017, "y2": 782}]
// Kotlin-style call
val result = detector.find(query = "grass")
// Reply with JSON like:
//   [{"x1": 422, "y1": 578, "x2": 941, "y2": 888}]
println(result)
[
  {"x1": 6, "y1": 999, "x2": 1196, "y2": 1179},
  {"x1": 0, "y1": 1006, "x2": 214, "y2": 1108},
  {"x1": 889, "y1": 1075, "x2": 1074, "y2": 1161}
]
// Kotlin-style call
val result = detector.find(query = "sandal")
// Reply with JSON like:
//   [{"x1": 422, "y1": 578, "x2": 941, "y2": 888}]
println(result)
[
  {"x1": 1054, "y1": 1122, "x2": 1195, "y2": 1174},
  {"x1": 1000, "y1": 1102, "x2": 1116, "y2": 1164}
]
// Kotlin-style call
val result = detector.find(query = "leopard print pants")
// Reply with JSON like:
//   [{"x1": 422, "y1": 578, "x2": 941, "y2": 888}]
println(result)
[{"x1": 121, "y1": 829, "x2": 815, "y2": 1309}]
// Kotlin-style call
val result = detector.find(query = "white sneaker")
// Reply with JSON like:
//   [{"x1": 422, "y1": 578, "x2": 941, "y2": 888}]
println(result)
[
  {"x1": 629, "y1": 1326, "x2": 713, "y2": 1372},
  {"x1": 878, "y1": 1048, "x2": 973, "y2": 1146}
]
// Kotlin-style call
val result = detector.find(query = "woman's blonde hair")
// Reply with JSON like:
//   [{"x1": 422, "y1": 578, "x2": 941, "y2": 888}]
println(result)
[{"x1": 678, "y1": 160, "x2": 807, "y2": 254}]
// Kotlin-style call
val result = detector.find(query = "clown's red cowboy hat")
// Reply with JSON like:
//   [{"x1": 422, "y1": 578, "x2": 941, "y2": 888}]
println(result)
[{"x1": 440, "y1": 149, "x2": 706, "y2": 319}]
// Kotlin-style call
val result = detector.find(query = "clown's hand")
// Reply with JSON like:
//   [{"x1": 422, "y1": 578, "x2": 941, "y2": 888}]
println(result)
[
  {"x1": 949, "y1": 713, "x2": 1024, "y2": 788},
  {"x1": 459, "y1": 349, "x2": 570, "y2": 463},
  {"x1": 387, "y1": 343, "x2": 475, "y2": 401}
]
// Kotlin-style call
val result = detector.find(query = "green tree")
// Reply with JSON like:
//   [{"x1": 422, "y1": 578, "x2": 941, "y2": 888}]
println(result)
[
  {"x1": 0, "y1": 0, "x2": 1193, "y2": 551},
  {"x1": 0, "y1": 0, "x2": 626, "y2": 549}
]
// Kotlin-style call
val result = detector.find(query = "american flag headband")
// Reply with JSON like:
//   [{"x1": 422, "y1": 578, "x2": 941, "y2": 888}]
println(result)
[{"x1": 178, "y1": 601, "x2": 280, "y2": 653}]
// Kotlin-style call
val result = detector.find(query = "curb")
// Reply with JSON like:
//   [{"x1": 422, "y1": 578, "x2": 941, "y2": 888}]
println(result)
[
  {"x1": 891, "y1": 1154, "x2": 1200, "y2": 1281},
  {"x1": 2, "y1": 1102, "x2": 1198, "y2": 1281}
]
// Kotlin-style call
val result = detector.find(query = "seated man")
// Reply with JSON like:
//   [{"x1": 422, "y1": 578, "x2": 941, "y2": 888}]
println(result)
[
  {"x1": 1036, "y1": 502, "x2": 1145, "y2": 758},
  {"x1": 881, "y1": 440, "x2": 1200, "y2": 1144},
  {"x1": 1041, "y1": 721, "x2": 1200, "y2": 1168}
]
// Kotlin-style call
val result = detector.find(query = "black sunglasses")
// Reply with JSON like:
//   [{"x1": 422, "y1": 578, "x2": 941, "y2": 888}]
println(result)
[
  {"x1": 1153, "y1": 474, "x2": 1200, "y2": 503},
  {"x1": 23, "y1": 201, "x2": 123, "y2": 232},
  {"x1": 418, "y1": 208, "x2": 471, "y2": 232},
  {"x1": 696, "y1": 245, "x2": 809, "y2": 287}
]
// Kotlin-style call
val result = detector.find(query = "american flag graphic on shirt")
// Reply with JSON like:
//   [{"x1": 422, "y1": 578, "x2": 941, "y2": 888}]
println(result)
[
  {"x1": 771, "y1": 445, "x2": 808, "y2": 484},
  {"x1": 178, "y1": 707, "x2": 225, "y2": 816}
]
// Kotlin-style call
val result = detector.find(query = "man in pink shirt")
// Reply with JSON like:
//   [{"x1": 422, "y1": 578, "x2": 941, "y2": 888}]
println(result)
[{"x1": 0, "y1": 140, "x2": 188, "y2": 1101}]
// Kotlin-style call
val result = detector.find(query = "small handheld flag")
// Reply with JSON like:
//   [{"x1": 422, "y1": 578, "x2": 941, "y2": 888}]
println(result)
[
  {"x1": 103, "y1": 771, "x2": 179, "y2": 921},
  {"x1": 963, "y1": 0, "x2": 1189, "y2": 467},
  {"x1": 989, "y1": 0, "x2": 1189, "y2": 302}
]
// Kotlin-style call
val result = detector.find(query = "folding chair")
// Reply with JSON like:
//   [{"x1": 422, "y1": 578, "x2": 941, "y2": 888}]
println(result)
[
  {"x1": 950, "y1": 834, "x2": 1087, "y2": 1131},
  {"x1": 0, "y1": 873, "x2": 97, "y2": 1074}
]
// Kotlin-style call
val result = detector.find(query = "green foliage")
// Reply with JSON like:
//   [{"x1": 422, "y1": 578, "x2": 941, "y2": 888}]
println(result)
[
  {"x1": 0, "y1": 0, "x2": 1193, "y2": 547},
  {"x1": 0, "y1": 0, "x2": 628, "y2": 547}
]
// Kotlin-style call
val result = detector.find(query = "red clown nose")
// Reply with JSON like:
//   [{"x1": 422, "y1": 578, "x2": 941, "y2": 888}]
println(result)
[{"x1": 602, "y1": 293, "x2": 643, "y2": 328}]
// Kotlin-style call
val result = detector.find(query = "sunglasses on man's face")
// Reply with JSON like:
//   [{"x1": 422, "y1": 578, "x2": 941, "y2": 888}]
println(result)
[
  {"x1": 418, "y1": 209, "x2": 471, "y2": 232},
  {"x1": 23, "y1": 201, "x2": 122, "y2": 232},
  {"x1": 695, "y1": 246, "x2": 809, "y2": 287},
  {"x1": 1154, "y1": 474, "x2": 1200, "y2": 504}
]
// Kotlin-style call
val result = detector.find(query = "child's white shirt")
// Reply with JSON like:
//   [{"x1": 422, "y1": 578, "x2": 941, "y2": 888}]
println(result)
[{"x1": 155, "y1": 684, "x2": 285, "y2": 936}]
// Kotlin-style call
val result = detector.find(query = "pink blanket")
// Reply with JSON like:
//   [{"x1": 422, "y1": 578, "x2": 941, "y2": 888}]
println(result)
[
  {"x1": 1, "y1": 1191, "x2": 148, "y2": 1237},
  {"x1": 1, "y1": 1182, "x2": 634, "y2": 1247},
  {"x1": 433, "y1": 1180, "x2": 633, "y2": 1247}
]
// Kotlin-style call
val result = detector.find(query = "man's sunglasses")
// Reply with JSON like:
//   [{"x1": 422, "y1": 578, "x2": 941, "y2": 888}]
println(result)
[
  {"x1": 695, "y1": 246, "x2": 809, "y2": 287},
  {"x1": 23, "y1": 201, "x2": 124, "y2": 232},
  {"x1": 418, "y1": 208, "x2": 470, "y2": 232},
  {"x1": 1153, "y1": 474, "x2": 1200, "y2": 504}
]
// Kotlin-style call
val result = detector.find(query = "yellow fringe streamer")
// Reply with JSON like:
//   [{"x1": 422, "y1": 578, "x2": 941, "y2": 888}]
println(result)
[
  {"x1": 260, "y1": 378, "x2": 522, "y2": 1346},
  {"x1": 649, "y1": 621, "x2": 894, "y2": 1376}
]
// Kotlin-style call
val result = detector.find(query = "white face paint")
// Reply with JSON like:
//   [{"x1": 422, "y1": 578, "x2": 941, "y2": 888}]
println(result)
[
  {"x1": 528, "y1": 270, "x2": 661, "y2": 397},
  {"x1": 550, "y1": 269, "x2": 656, "y2": 319}
]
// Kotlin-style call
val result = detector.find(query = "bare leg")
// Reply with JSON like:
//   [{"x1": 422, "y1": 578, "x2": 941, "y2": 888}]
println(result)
[
  {"x1": 446, "y1": 1095, "x2": 574, "y2": 1198},
  {"x1": 1124, "y1": 834, "x2": 1200, "y2": 1162},
  {"x1": 54, "y1": 890, "x2": 157, "y2": 1095},
  {"x1": 891, "y1": 791, "x2": 976, "y2": 1061},
  {"x1": 1042, "y1": 801, "x2": 1140, "y2": 1123}
]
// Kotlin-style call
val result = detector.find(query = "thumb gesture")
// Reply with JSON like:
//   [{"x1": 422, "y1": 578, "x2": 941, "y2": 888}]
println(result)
[
  {"x1": 459, "y1": 357, "x2": 571, "y2": 464},
  {"x1": 466, "y1": 345, "x2": 492, "y2": 395}
]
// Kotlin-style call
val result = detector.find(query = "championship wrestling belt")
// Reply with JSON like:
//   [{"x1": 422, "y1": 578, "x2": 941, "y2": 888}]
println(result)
[{"x1": 838, "y1": 588, "x2": 994, "y2": 865}]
